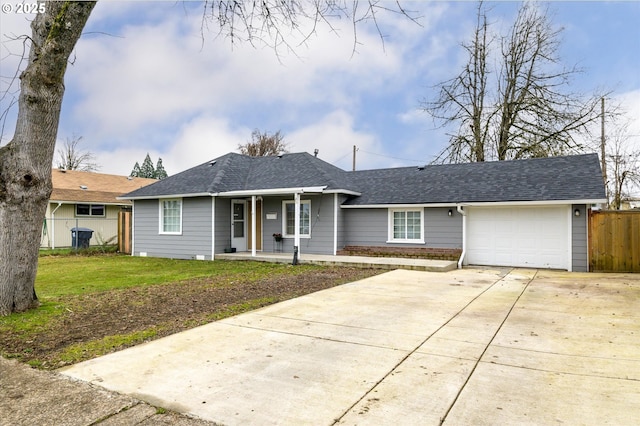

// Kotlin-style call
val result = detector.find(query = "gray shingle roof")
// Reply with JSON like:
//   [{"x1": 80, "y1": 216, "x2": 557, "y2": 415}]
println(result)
[
  {"x1": 122, "y1": 152, "x2": 350, "y2": 198},
  {"x1": 343, "y1": 153, "x2": 606, "y2": 205},
  {"x1": 122, "y1": 152, "x2": 606, "y2": 204}
]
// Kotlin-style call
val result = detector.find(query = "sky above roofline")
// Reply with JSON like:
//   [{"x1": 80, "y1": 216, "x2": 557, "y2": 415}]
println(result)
[{"x1": 1, "y1": 1, "x2": 638, "y2": 196}]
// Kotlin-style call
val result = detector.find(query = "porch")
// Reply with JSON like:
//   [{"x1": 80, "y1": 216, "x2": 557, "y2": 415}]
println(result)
[{"x1": 215, "y1": 252, "x2": 457, "y2": 272}]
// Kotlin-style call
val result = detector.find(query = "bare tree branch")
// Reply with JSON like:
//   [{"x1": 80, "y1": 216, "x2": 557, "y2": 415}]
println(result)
[{"x1": 422, "y1": 2, "x2": 602, "y2": 163}]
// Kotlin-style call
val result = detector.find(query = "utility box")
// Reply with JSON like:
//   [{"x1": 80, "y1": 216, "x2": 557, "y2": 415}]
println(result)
[{"x1": 71, "y1": 227, "x2": 93, "y2": 249}]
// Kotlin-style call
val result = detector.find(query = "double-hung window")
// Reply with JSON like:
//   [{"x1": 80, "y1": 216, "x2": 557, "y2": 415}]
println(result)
[
  {"x1": 282, "y1": 200, "x2": 311, "y2": 238},
  {"x1": 388, "y1": 208, "x2": 424, "y2": 243},
  {"x1": 159, "y1": 199, "x2": 182, "y2": 234}
]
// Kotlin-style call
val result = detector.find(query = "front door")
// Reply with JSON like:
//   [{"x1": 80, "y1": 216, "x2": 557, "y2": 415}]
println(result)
[{"x1": 231, "y1": 200, "x2": 246, "y2": 252}]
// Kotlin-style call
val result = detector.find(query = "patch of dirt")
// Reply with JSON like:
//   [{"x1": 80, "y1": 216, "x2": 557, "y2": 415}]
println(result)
[{"x1": 0, "y1": 267, "x2": 380, "y2": 369}]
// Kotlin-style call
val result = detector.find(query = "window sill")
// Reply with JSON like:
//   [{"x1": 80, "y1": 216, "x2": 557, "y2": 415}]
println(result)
[
  {"x1": 159, "y1": 232, "x2": 183, "y2": 236},
  {"x1": 283, "y1": 235, "x2": 311, "y2": 239}
]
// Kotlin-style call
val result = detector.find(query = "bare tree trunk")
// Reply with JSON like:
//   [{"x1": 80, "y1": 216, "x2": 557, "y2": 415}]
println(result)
[{"x1": 0, "y1": 1, "x2": 95, "y2": 316}]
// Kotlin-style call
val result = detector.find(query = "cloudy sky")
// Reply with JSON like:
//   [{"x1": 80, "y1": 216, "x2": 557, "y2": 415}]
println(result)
[{"x1": 1, "y1": 1, "x2": 639, "y2": 181}]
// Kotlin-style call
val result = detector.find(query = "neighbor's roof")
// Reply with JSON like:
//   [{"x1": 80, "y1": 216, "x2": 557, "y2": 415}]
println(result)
[
  {"x1": 122, "y1": 152, "x2": 352, "y2": 199},
  {"x1": 343, "y1": 153, "x2": 607, "y2": 205},
  {"x1": 121, "y1": 152, "x2": 606, "y2": 205},
  {"x1": 51, "y1": 169, "x2": 158, "y2": 205}
]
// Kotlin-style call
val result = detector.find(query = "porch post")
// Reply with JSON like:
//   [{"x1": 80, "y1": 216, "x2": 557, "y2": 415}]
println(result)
[
  {"x1": 294, "y1": 192, "x2": 301, "y2": 259},
  {"x1": 333, "y1": 193, "x2": 338, "y2": 255},
  {"x1": 251, "y1": 195, "x2": 256, "y2": 257}
]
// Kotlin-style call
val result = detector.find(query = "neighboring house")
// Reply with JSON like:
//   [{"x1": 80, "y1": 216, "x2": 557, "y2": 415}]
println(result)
[
  {"x1": 121, "y1": 152, "x2": 606, "y2": 272},
  {"x1": 42, "y1": 169, "x2": 157, "y2": 248}
]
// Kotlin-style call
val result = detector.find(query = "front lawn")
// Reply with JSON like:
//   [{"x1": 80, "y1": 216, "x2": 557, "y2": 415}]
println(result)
[{"x1": 0, "y1": 254, "x2": 379, "y2": 369}]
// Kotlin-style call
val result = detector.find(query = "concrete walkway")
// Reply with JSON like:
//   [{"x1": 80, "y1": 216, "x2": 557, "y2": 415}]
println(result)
[
  {"x1": 215, "y1": 252, "x2": 458, "y2": 272},
  {"x1": 58, "y1": 268, "x2": 640, "y2": 425}
]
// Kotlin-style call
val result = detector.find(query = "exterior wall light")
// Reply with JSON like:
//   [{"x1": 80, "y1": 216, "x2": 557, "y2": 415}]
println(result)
[
  {"x1": 448, "y1": 209, "x2": 453, "y2": 217},
  {"x1": 574, "y1": 208, "x2": 581, "y2": 217}
]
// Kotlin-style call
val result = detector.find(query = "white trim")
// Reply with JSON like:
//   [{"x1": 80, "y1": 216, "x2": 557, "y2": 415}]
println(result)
[
  {"x1": 119, "y1": 192, "x2": 211, "y2": 201},
  {"x1": 159, "y1": 198, "x2": 182, "y2": 235},
  {"x1": 131, "y1": 202, "x2": 135, "y2": 256},
  {"x1": 324, "y1": 189, "x2": 362, "y2": 196},
  {"x1": 231, "y1": 199, "x2": 247, "y2": 252},
  {"x1": 122, "y1": 186, "x2": 330, "y2": 200},
  {"x1": 282, "y1": 199, "x2": 311, "y2": 239},
  {"x1": 51, "y1": 200, "x2": 133, "y2": 207},
  {"x1": 333, "y1": 193, "x2": 338, "y2": 255},
  {"x1": 294, "y1": 194, "x2": 301, "y2": 257},
  {"x1": 50, "y1": 202, "x2": 63, "y2": 250},
  {"x1": 457, "y1": 205, "x2": 467, "y2": 268},
  {"x1": 342, "y1": 199, "x2": 607, "y2": 209},
  {"x1": 216, "y1": 186, "x2": 327, "y2": 197},
  {"x1": 211, "y1": 196, "x2": 216, "y2": 260},
  {"x1": 387, "y1": 208, "x2": 425, "y2": 244},
  {"x1": 567, "y1": 206, "x2": 573, "y2": 272},
  {"x1": 251, "y1": 195, "x2": 257, "y2": 257}
]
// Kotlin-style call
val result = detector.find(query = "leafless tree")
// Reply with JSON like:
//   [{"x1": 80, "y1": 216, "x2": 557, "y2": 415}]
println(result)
[
  {"x1": 0, "y1": 1, "x2": 417, "y2": 315},
  {"x1": 423, "y1": 2, "x2": 603, "y2": 163},
  {"x1": 55, "y1": 134, "x2": 99, "y2": 171},
  {"x1": 239, "y1": 129, "x2": 289, "y2": 156},
  {"x1": 603, "y1": 118, "x2": 640, "y2": 210}
]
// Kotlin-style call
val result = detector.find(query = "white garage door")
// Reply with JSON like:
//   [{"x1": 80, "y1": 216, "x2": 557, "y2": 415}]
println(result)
[{"x1": 466, "y1": 206, "x2": 569, "y2": 270}]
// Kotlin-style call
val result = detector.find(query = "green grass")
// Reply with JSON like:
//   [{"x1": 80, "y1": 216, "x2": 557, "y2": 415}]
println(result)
[
  {"x1": 1, "y1": 255, "x2": 320, "y2": 342},
  {"x1": 56, "y1": 328, "x2": 161, "y2": 365},
  {"x1": 1, "y1": 254, "x2": 371, "y2": 368},
  {"x1": 35, "y1": 255, "x2": 293, "y2": 297}
]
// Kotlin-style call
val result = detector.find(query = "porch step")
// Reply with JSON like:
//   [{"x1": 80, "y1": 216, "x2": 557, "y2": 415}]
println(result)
[{"x1": 215, "y1": 253, "x2": 457, "y2": 272}]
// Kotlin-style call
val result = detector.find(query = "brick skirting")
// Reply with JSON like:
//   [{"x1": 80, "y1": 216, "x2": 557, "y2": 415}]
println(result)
[{"x1": 337, "y1": 246, "x2": 462, "y2": 261}]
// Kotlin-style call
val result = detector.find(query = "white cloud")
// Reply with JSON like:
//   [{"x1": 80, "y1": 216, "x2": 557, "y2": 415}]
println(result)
[{"x1": 287, "y1": 110, "x2": 381, "y2": 169}]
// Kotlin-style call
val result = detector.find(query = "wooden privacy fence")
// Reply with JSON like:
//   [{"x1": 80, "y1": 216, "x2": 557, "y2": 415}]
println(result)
[
  {"x1": 589, "y1": 210, "x2": 640, "y2": 272},
  {"x1": 118, "y1": 210, "x2": 132, "y2": 254}
]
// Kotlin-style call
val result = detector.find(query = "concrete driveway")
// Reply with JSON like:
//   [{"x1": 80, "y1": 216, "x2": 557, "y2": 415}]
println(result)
[{"x1": 61, "y1": 268, "x2": 640, "y2": 425}]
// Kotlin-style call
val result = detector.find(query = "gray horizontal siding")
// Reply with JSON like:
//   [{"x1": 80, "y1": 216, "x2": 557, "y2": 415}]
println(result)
[
  {"x1": 262, "y1": 194, "x2": 335, "y2": 255},
  {"x1": 214, "y1": 198, "x2": 231, "y2": 254},
  {"x1": 424, "y1": 208, "x2": 463, "y2": 249},
  {"x1": 133, "y1": 197, "x2": 212, "y2": 260},
  {"x1": 571, "y1": 204, "x2": 588, "y2": 272},
  {"x1": 343, "y1": 207, "x2": 462, "y2": 249}
]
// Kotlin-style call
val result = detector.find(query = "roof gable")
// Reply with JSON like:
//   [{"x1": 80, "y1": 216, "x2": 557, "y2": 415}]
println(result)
[
  {"x1": 51, "y1": 169, "x2": 157, "y2": 204},
  {"x1": 123, "y1": 152, "x2": 351, "y2": 198}
]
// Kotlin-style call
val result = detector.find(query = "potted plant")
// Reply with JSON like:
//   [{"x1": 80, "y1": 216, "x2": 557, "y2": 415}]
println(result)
[{"x1": 273, "y1": 233, "x2": 283, "y2": 242}]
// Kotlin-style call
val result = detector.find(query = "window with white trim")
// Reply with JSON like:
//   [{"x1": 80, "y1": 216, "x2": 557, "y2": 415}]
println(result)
[
  {"x1": 282, "y1": 200, "x2": 311, "y2": 238},
  {"x1": 388, "y1": 208, "x2": 424, "y2": 243},
  {"x1": 159, "y1": 199, "x2": 182, "y2": 234}
]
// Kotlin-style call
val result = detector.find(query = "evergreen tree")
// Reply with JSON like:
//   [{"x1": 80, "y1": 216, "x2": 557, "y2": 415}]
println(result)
[
  {"x1": 155, "y1": 158, "x2": 168, "y2": 180},
  {"x1": 130, "y1": 161, "x2": 141, "y2": 177},
  {"x1": 139, "y1": 153, "x2": 156, "y2": 178}
]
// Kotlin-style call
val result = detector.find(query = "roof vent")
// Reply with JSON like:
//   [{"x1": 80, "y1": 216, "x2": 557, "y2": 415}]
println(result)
[
  {"x1": 80, "y1": 185, "x2": 88, "y2": 190},
  {"x1": 417, "y1": 165, "x2": 425, "y2": 171},
  {"x1": 127, "y1": 176, "x2": 133, "y2": 180},
  {"x1": 209, "y1": 160, "x2": 216, "y2": 166}
]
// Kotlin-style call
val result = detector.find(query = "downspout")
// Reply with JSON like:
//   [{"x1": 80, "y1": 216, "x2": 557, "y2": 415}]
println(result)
[
  {"x1": 50, "y1": 202, "x2": 63, "y2": 249},
  {"x1": 456, "y1": 205, "x2": 466, "y2": 269}
]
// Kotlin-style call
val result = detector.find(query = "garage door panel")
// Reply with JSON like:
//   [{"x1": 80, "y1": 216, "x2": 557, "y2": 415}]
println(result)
[{"x1": 467, "y1": 206, "x2": 569, "y2": 270}]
